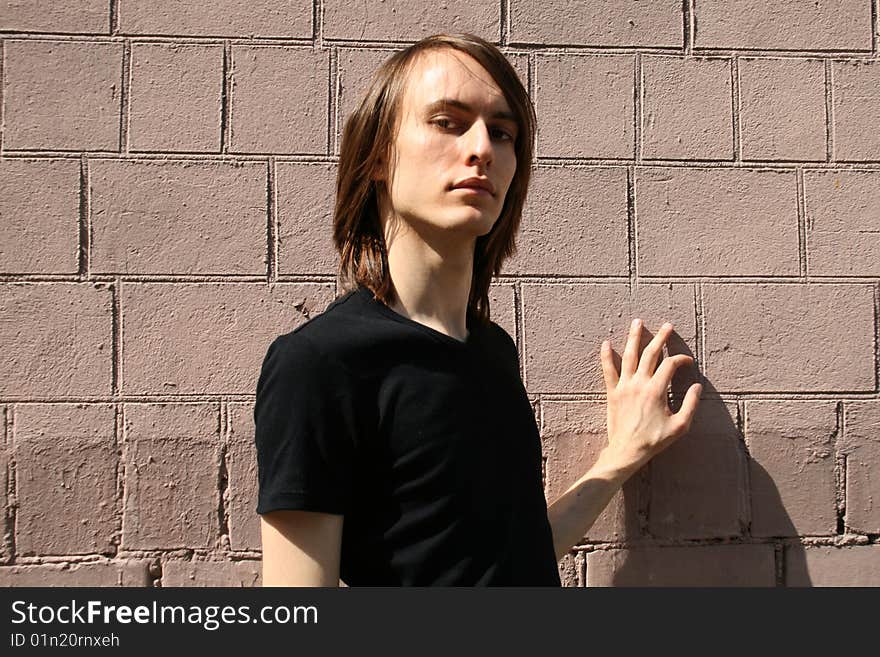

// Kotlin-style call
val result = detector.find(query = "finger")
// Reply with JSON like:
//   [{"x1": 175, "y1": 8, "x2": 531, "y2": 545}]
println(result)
[
  {"x1": 636, "y1": 322, "x2": 673, "y2": 378},
  {"x1": 653, "y1": 353, "x2": 695, "y2": 392},
  {"x1": 620, "y1": 318, "x2": 643, "y2": 380},
  {"x1": 600, "y1": 340, "x2": 619, "y2": 391},
  {"x1": 670, "y1": 382, "x2": 703, "y2": 436}
]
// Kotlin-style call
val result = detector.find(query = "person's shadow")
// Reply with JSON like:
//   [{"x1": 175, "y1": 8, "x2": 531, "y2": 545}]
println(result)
[{"x1": 550, "y1": 327, "x2": 817, "y2": 587}]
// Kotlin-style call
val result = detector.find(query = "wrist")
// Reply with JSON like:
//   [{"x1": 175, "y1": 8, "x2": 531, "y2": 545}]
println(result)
[{"x1": 593, "y1": 443, "x2": 647, "y2": 483}]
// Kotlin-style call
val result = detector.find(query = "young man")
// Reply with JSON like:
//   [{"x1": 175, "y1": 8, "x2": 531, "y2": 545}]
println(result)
[{"x1": 255, "y1": 34, "x2": 702, "y2": 586}]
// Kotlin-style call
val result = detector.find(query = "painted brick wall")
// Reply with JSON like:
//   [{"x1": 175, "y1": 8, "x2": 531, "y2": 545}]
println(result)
[{"x1": 1, "y1": 1, "x2": 878, "y2": 587}]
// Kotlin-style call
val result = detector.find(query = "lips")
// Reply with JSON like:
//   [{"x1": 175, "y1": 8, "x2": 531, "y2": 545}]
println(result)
[{"x1": 451, "y1": 177, "x2": 495, "y2": 196}]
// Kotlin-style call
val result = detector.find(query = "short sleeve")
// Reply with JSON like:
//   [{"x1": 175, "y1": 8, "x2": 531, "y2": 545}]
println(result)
[{"x1": 253, "y1": 332, "x2": 359, "y2": 516}]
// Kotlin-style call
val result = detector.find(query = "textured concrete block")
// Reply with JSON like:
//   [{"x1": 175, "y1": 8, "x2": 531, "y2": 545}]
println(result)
[
  {"x1": 535, "y1": 54, "x2": 634, "y2": 158},
  {"x1": 541, "y1": 401, "x2": 642, "y2": 543},
  {"x1": 841, "y1": 401, "x2": 880, "y2": 534},
  {"x1": 703, "y1": 284, "x2": 875, "y2": 392},
  {"x1": 276, "y1": 162, "x2": 338, "y2": 275},
  {"x1": 0, "y1": 0, "x2": 108, "y2": 33},
  {"x1": 557, "y1": 551, "x2": 585, "y2": 587},
  {"x1": 14, "y1": 404, "x2": 117, "y2": 556},
  {"x1": 120, "y1": 282, "x2": 335, "y2": 395},
  {"x1": 693, "y1": 0, "x2": 872, "y2": 50},
  {"x1": 323, "y1": 0, "x2": 500, "y2": 42},
  {"x1": 649, "y1": 399, "x2": 747, "y2": 539},
  {"x1": 805, "y1": 170, "x2": 880, "y2": 276},
  {"x1": 122, "y1": 403, "x2": 220, "y2": 550},
  {"x1": 746, "y1": 401, "x2": 838, "y2": 537},
  {"x1": 3, "y1": 40, "x2": 122, "y2": 151},
  {"x1": 118, "y1": 0, "x2": 311, "y2": 38},
  {"x1": 0, "y1": 158, "x2": 79, "y2": 274},
  {"x1": 162, "y1": 559, "x2": 261, "y2": 587},
  {"x1": 230, "y1": 47, "x2": 328, "y2": 154},
  {"x1": 641, "y1": 56, "x2": 733, "y2": 160},
  {"x1": 522, "y1": 283, "x2": 697, "y2": 394},
  {"x1": 227, "y1": 402, "x2": 260, "y2": 552},
  {"x1": 832, "y1": 60, "x2": 880, "y2": 161},
  {"x1": 587, "y1": 544, "x2": 775, "y2": 587},
  {"x1": 487, "y1": 284, "x2": 516, "y2": 346},
  {"x1": 508, "y1": 167, "x2": 628, "y2": 276},
  {"x1": 510, "y1": 0, "x2": 681, "y2": 47},
  {"x1": 636, "y1": 167, "x2": 799, "y2": 276},
  {"x1": 0, "y1": 283, "x2": 113, "y2": 398},
  {"x1": 129, "y1": 44, "x2": 223, "y2": 152},
  {"x1": 786, "y1": 545, "x2": 880, "y2": 586},
  {"x1": 90, "y1": 159, "x2": 266, "y2": 275},
  {"x1": 739, "y1": 58, "x2": 826, "y2": 161},
  {"x1": 0, "y1": 560, "x2": 152, "y2": 587}
]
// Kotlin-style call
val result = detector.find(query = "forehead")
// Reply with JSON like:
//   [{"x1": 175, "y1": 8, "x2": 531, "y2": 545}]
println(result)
[{"x1": 400, "y1": 49, "x2": 511, "y2": 115}]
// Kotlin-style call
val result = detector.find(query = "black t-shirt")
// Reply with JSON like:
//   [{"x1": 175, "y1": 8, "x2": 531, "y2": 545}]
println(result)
[{"x1": 253, "y1": 283, "x2": 561, "y2": 586}]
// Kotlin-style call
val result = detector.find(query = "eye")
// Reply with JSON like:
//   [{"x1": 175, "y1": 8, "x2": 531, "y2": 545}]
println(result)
[
  {"x1": 431, "y1": 117, "x2": 459, "y2": 131},
  {"x1": 492, "y1": 127, "x2": 515, "y2": 142}
]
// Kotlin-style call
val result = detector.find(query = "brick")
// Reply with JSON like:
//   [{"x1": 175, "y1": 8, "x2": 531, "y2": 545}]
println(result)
[
  {"x1": 739, "y1": 58, "x2": 826, "y2": 161},
  {"x1": 120, "y1": 282, "x2": 335, "y2": 395},
  {"x1": 649, "y1": 399, "x2": 747, "y2": 539},
  {"x1": 510, "y1": 0, "x2": 681, "y2": 47},
  {"x1": 488, "y1": 284, "x2": 516, "y2": 344},
  {"x1": 557, "y1": 551, "x2": 585, "y2": 587},
  {"x1": 122, "y1": 403, "x2": 220, "y2": 550},
  {"x1": 587, "y1": 544, "x2": 775, "y2": 586},
  {"x1": 641, "y1": 56, "x2": 733, "y2": 160},
  {"x1": 0, "y1": 1, "x2": 108, "y2": 33},
  {"x1": 636, "y1": 167, "x2": 799, "y2": 276},
  {"x1": 323, "y1": 0, "x2": 500, "y2": 42},
  {"x1": 335, "y1": 48, "x2": 527, "y2": 154},
  {"x1": 128, "y1": 44, "x2": 222, "y2": 152},
  {"x1": 162, "y1": 559, "x2": 261, "y2": 587},
  {"x1": 746, "y1": 401, "x2": 837, "y2": 537},
  {"x1": 507, "y1": 167, "x2": 627, "y2": 276},
  {"x1": 275, "y1": 162, "x2": 338, "y2": 275},
  {"x1": 0, "y1": 158, "x2": 79, "y2": 274},
  {"x1": 541, "y1": 401, "x2": 642, "y2": 543},
  {"x1": 841, "y1": 401, "x2": 880, "y2": 533},
  {"x1": 117, "y1": 0, "x2": 311, "y2": 38},
  {"x1": 227, "y1": 402, "x2": 260, "y2": 552},
  {"x1": 703, "y1": 284, "x2": 875, "y2": 392},
  {"x1": 805, "y1": 170, "x2": 880, "y2": 276},
  {"x1": 14, "y1": 404, "x2": 117, "y2": 556},
  {"x1": 0, "y1": 283, "x2": 112, "y2": 398},
  {"x1": 786, "y1": 545, "x2": 880, "y2": 586},
  {"x1": 521, "y1": 283, "x2": 697, "y2": 394},
  {"x1": 0, "y1": 560, "x2": 152, "y2": 586},
  {"x1": 230, "y1": 47, "x2": 328, "y2": 154},
  {"x1": 90, "y1": 160, "x2": 266, "y2": 275},
  {"x1": 535, "y1": 54, "x2": 634, "y2": 158},
  {"x1": 693, "y1": 0, "x2": 872, "y2": 51},
  {"x1": 3, "y1": 40, "x2": 122, "y2": 151},
  {"x1": 832, "y1": 60, "x2": 880, "y2": 161}
]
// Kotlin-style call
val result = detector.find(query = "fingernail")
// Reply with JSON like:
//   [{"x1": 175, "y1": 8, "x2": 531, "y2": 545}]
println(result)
[
  {"x1": 663, "y1": 322, "x2": 672, "y2": 330},
  {"x1": 631, "y1": 318, "x2": 640, "y2": 329}
]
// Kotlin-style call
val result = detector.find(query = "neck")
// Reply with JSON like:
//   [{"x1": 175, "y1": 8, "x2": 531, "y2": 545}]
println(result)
[{"x1": 380, "y1": 213, "x2": 475, "y2": 343}]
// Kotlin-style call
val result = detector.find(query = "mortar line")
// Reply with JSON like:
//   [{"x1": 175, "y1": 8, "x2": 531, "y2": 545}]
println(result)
[
  {"x1": 1, "y1": 40, "x2": 6, "y2": 154},
  {"x1": 267, "y1": 158, "x2": 278, "y2": 283},
  {"x1": 220, "y1": 41, "x2": 230, "y2": 154},
  {"x1": 824, "y1": 59, "x2": 834, "y2": 162},
  {"x1": 872, "y1": 0, "x2": 878, "y2": 55},
  {"x1": 738, "y1": 400, "x2": 752, "y2": 538},
  {"x1": 683, "y1": 0, "x2": 693, "y2": 54},
  {"x1": 218, "y1": 401, "x2": 230, "y2": 546},
  {"x1": 626, "y1": 166, "x2": 637, "y2": 289},
  {"x1": 6, "y1": 405, "x2": 16, "y2": 563},
  {"x1": 874, "y1": 283, "x2": 880, "y2": 391},
  {"x1": 774, "y1": 543, "x2": 785, "y2": 587},
  {"x1": 327, "y1": 45, "x2": 336, "y2": 155},
  {"x1": 836, "y1": 401, "x2": 847, "y2": 534},
  {"x1": 796, "y1": 167, "x2": 807, "y2": 279},
  {"x1": 111, "y1": 401, "x2": 123, "y2": 556},
  {"x1": 314, "y1": 0, "x2": 322, "y2": 48},
  {"x1": 517, "y1": 281, "x2": 528, "y2": 391},
  {"x1": 500, "y1": 0, "x2": 509, "y2": 47},
  {"x1": 633, "y1": 53, "x2": 641, "y2": 162},
  {"x1": 120, "y1": 40, "x2": 131, "y2": 155},
  {"x1": 78, "y1": 156, "x2": 90, "y2": 279},
  {"x1": 112, "y1": 278, "x2": 121, "y2": 396},
  {"x1": 109, "y1": 0, "x2": 118, "y2": 35},
  {"x1": 696, "y1": 283, "x2": 706, "y2": 379},
  {"x1": 731, "y1": 56, "x2": 741, "y2": 161}
]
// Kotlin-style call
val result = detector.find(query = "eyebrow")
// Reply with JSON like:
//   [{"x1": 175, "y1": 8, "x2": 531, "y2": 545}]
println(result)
[{"x1": 423, "y1": 98, "x2": 518, "y2": 124}]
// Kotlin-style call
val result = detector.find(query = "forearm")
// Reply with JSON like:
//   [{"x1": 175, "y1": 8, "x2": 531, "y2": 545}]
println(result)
[{"x1": 546, "y1": 446, "x2": 642, "y2": 562}]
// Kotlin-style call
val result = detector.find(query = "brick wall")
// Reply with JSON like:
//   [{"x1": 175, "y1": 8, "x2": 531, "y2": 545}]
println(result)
[{"x1": 1, "y1": 1, "x2": 878, "y2": 587}]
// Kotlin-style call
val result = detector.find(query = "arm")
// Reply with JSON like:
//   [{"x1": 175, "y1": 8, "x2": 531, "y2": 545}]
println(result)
[
  {"x1": 547, "y1": 318, "x2": 703, "y2": 561},
  {"x1": 260, "y1": 510, "x2": 344, "y2": 586}
]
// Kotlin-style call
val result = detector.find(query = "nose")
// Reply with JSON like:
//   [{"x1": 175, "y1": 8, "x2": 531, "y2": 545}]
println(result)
[{"x1": 464, "y1": 119, "x2": 493, "y2": 168}]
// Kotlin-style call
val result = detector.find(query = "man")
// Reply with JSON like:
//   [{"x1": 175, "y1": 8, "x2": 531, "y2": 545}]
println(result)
[{"x1": 255, "y1": 33, "x2": 702, "y2": 586}]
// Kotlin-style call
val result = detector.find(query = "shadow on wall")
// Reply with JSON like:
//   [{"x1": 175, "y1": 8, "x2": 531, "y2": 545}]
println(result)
[{"x1": 567, "y1": 329, "x2": 813, "y2": 587}]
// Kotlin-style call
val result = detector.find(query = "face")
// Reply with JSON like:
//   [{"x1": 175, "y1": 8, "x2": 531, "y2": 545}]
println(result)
[{"x1": 375, "y1": 49, "x2": 519, "y2": 239}]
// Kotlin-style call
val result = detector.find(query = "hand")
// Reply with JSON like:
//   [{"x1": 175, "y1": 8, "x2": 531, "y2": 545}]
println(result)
[{"x1": 599, "y1": 318, "x2": 702, "y2": 473}]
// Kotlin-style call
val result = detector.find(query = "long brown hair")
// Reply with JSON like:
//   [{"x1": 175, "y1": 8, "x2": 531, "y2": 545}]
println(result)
[{"x1": 333, "y1": 33, "x2": 536, "y2": 327}]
